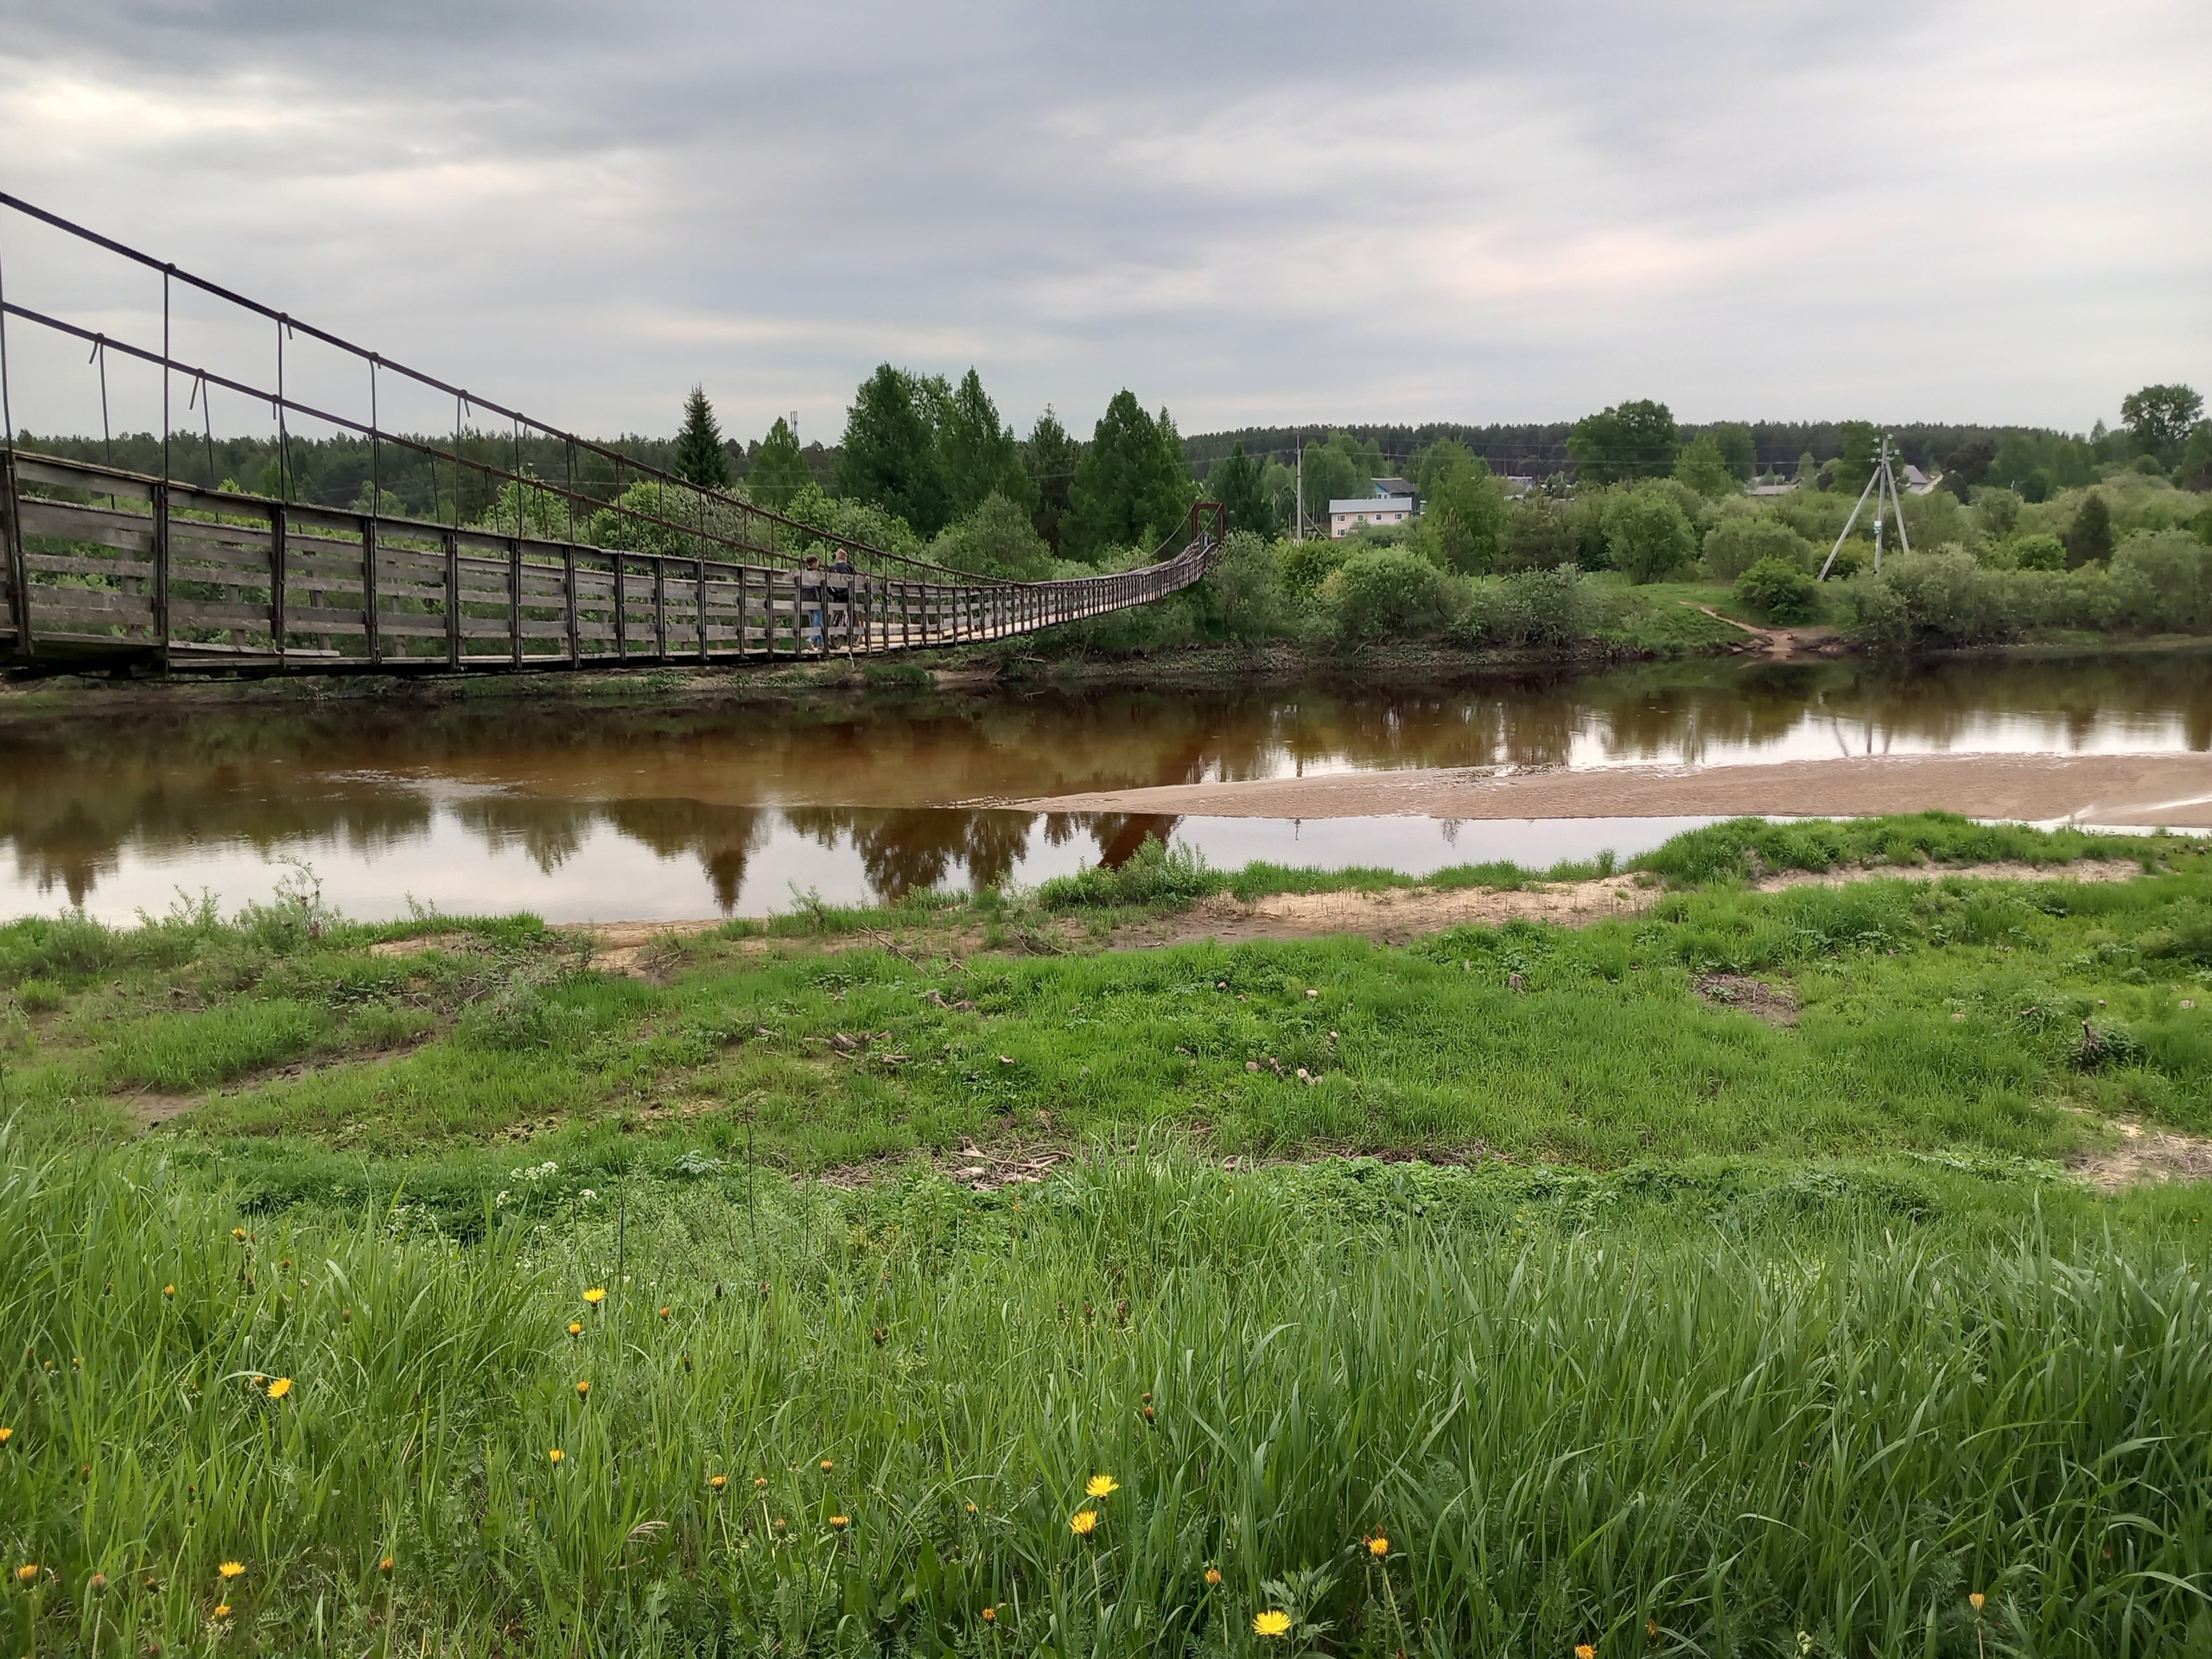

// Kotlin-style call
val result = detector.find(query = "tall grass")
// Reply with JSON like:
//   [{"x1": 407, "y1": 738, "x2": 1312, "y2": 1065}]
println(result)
[{"x1": 3, "y1": 1133, "x2": 2208, "y2": 1656}]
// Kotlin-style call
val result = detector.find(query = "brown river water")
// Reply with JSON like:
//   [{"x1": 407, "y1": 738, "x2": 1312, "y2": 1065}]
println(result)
[{"x1": 3, "y1": 650, "x2": 2209, "y2": 924}]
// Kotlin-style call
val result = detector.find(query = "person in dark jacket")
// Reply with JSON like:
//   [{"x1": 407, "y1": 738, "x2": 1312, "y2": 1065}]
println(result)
[
  {"x1": 826, "y1": 553, "x2": 857, "y2": 649},
  {"x1": 798, "y1": 556, "x2": 825, "y2": 652}
]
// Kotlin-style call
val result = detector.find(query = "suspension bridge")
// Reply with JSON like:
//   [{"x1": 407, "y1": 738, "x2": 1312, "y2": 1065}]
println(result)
[{"x1": 0, "y1": 195, "x2": 1220, "y2": 678}]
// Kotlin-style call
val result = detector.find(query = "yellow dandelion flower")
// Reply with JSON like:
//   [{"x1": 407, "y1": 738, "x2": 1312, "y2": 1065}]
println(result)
[
  {"x1": 567, "y1": 1321, "x2": 582, "y2": 1338},
  {"x1": 709, "y1": 1474, "x2": 728, "y2": 1491},
  {"x1": 1969, "y1": 1592, "x2": 1986, "y2": 1612},
  {"x1": 231, "y1": 1227, "x2": 247, "y2": 1242},
  {"x1": 163, "y1": 1285, "x2": 175, "y2": 1299},
  {"x1": 1069, "y1": 1510, "x2": 1098, "y2": 1536},
  {"x1": 88, "y1": 1573, "x2": 107, "y2": 1592},
  {"x1": 982, "y1": 1605, "x2": 995, "y2": 1623},
  {"x1": 1204, "y1": 1567, "x2": 1223, "y2": 1586},
  {"x1": 658, "y1": 1306, "x2": 671, "y2": 1319},
  {"x1": 819, "y1": 1458, "x2": 834, "y2": 1471},
  {"x1": 0, "y1": 1427, "x2": 12, "y2": 1445},
  {"x1": 575, "y1": 1380, "x2": 591, "y2": 1398},
  {"x1": 1254, "y1": 1610, "x2": 1292, "y2": 1638},
  {"x1": 14, "y1": 1564, "x2": 35, "y2": 1584},
  {"x1": 754, "y1": 1476, "x2": 768, "y2": 1488},
  {"x1": 1085, "y1": 1473, "x2": 1119, "y2": 1499},
  {"x1": 548, "y1": 1448, "x2": 564, "y2": 1464},
  {"x1": 1575, "y1": 1646, "x2": 1596, "y2": 1659},
  {"x1": 965, "y1": 1502, "x2": 977, "y2": 1514},
  {"x1": 378, "y1": 1557, "x2": 394, "y2": 1575},
  {"x1": 213, "y1": 1603, "x2": 232, "y2": 1619},
  {"x1": 218, "y1": 1561, "x2": 244, "y2": 1580},
  {"x1": 830, "y1": 1515, "x2": 849, "y2": 1530},
  {"x1": 266, "y1": 1377, "x2": 292, "y2": 1400},
  {"x1": 582, "y1": 1287, "x2": 607, "y2": 1306},
  {"x1": 1368, "y1": 1535, "x2": 1389, "y2": 1557}
]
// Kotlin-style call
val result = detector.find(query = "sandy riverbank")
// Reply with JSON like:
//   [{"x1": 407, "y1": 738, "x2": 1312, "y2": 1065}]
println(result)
[{"x1": 1014, "y1": 751, "x2": 2212, "y2": 828}]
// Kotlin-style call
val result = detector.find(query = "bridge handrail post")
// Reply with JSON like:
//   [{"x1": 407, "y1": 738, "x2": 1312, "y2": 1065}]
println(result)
[
  {"x1": 564, "y1": 543, "x2": 580, "y2": 666},
  {"x1": 269, "y1": 499, "x2": 288, "y2": 668},
  {"x1": 0, "y1": 450, "x2": 27, "y2": 655},
  {"x1": 696, "y1": 555, "x2": 709, "y2": 663},
  {"x1": 443, "y1": 528, "x2": 461, "y2": 667}
]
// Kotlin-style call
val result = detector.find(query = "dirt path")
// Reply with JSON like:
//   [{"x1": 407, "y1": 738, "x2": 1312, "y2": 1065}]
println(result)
[
  {"x1": 1685, "y1": 602, "x2": 1840, "y2": 660},
  {"x1": 1013, "y1": 751, "x2": 2212, "y2": 829}
]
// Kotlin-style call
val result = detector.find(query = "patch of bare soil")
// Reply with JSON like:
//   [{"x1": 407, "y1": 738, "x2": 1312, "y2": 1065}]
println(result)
[
  {"x1": 2071, "y1": 1121, "x2": 2212, "y2": 1190},
  {"x1": 1692, "y1": 973, "x2": 1800, "y2": 1026},
  {"x1": 1112, "y1": 857, "x2": 2139, "y2": 949}
]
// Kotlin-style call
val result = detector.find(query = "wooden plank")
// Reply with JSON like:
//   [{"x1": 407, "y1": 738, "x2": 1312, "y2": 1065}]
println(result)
[
  {"x1": 28, "y1": 593, "x2": 156, "y2": 623},
  {"x1": 16, "y1": 458, "x2": 155, "y2": 501}
]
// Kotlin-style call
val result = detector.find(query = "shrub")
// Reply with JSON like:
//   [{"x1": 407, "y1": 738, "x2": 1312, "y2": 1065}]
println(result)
[
  {"x1": 2110, "y1": 530, "x2": 2212, "y2": 631},
  {"x1": 1837, "y1": 550, "x2": 2018, "y2": 652},
  {"x1": 929, "y1": 493, "x2": 1052, "y2": 580},
  {"x1": 1734, "y1": 556, "x2": 1820, "y2": 624},
  {"x1": 1318, "y1": 545, "x2": 1458, "y2": 640},
  {"x1": 2004, "y1": 533, "x2": 2067, "y2": 571},
  {"x1": 1035, "y1": 836, "x2": 1223, "y2": 909},
  {"x1": 1450, "y1": 565, "x2": 1601, "y2": 648},
  {"x1": 1500, "y1": 498, "x2": 1581, "y2": 574},
  {"x1": 1603, "y1": 491, "x2": 1698, "y2": 583},
  {"x1": 1703, "y1": 517, "x2": 1815, "y2": 582},
  {"x1": 1279, "y1": 538, "x2": 1349, "y2": 600},
  {"x1": 1202, "y1": 531, "x2": 1295, "y2": 642}
]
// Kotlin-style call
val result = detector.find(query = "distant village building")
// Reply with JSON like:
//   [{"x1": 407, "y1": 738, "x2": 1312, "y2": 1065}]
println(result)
[
  {"x1": 1328, "y1": 497, "x2": 1414, "y2": 537},
  {"x1": 1900, "y1": 464, "x2": 1942, "y2": 495}
]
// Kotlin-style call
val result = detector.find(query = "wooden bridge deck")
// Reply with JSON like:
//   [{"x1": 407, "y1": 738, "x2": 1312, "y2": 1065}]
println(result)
[{"x1": 0, "y1": 452, "x2": 1217, "y2": 677}]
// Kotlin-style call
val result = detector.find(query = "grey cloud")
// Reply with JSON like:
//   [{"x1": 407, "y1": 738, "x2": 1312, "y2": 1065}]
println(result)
[{"x1": 0, "y1": 0, "x2": 2205, "y2": 445}]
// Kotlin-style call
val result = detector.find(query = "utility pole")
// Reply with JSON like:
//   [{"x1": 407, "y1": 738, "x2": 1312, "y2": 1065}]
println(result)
[{"x1": 1817, "y1": 433, "x2": 1911, "y2": 580}]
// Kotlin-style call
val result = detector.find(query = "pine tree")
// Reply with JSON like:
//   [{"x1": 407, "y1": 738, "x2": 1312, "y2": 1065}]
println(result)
[
  {"x1": 672, "y1": 386, "x2": 730, "y2": 489},
  {"x1": 748, "y1": 416, "x2": 811, "y2": 512},
  {"x1": 1023, "y1": 408, "x2": 1081, "y2": 555},
  {"x1": 2065, "y1": 490, "x2": 2113, "y2": 568},
  {"x1": 1208, "y1": 441, "x2": 1276, "y2": 537},
  {"x1": 938, "y1": 370, "x2": 1036, "y2": 522},
  {"x1": 834, "y1": 365, "x2": 950, "y2": 537},
  {"x1": 1066, "y1": 391, "x2": 1196, "y2": 560}
]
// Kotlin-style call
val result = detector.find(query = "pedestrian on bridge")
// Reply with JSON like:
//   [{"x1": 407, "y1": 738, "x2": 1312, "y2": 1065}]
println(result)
[
  {"x1": 827, "y1": 553, "x2": 857, "y2": 650},
  {"x1": 799, "y1": 556, "x2": 825, "y2": 652}
]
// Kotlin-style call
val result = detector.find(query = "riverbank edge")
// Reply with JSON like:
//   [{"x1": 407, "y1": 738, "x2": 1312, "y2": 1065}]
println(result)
[{"x1": 7, "y1": 625, "x2": 2212, "y2": 715}]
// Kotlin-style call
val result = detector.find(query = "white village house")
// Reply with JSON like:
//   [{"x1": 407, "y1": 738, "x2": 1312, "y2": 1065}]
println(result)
[{"x1": 1328, "y1": 477, "x2": 1418, "y2": 538}]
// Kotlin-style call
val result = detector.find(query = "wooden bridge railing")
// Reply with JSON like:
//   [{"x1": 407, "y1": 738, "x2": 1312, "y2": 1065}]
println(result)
[{"x1": 0, "y1": 452, "x2": 1218, "y2": 677}]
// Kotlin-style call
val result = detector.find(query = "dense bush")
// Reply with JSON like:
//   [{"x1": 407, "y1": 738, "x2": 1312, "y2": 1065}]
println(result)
[
  {"x1": 1703, "y1": 516, "x2": 1815, "y2": 581},
  {"x1": 1201, "y1": 529, "x2": 1297, "y2": 642},
  {"x1": 1277, "y1": 537, "x2": 1349, "y2": 600},
  {"x1": 1604, "y1": 490, "x2": 1699, "y2": 583},
  {"x1": 1450, "y1": 565, "x2": 1601, "y2": 648},
  {"x1": 1734, "y1": 556, "x2": 1820, "y2": 624},
  {"x1": 2110, "y1": 530, "x2": 2212, "y2": 631},
  {"x1": 1318, "y1": 545, "x2": 1459, "y2": 639},
  {"x1": 928, "y1": 492, "x2": 1053, "y2": 580}
]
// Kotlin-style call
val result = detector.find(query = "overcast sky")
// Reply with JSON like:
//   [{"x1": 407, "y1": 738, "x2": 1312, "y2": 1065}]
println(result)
[{"x1": 2, "y1": 0, "x2": 2207, "y2": 447}]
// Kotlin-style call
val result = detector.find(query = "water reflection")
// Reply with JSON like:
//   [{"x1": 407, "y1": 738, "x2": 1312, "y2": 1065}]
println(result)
[{"x1": 3, "y1": 648, "x2": 2208, "y2": 920}]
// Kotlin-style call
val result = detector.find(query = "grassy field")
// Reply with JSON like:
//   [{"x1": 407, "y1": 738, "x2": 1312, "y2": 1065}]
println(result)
[{"x1": 4, "y1": 815, "x2": 2212, "y2": 1654}]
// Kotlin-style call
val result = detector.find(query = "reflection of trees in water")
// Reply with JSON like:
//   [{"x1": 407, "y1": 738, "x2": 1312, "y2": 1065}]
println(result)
[
  {"x1": 602, "y1": 800, "x2": 773, "y2": 910},
  {"x1": 1090, "y1": 814, "x2": 1185, "y2": 867},
  {"x1": 783, "y1": 806, "x2": 1039, "y2": 899}
]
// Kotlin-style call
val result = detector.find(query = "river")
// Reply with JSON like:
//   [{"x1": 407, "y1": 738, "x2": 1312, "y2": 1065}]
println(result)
[{"x1": 3, "y1": 649, "x2": 2209, "y2": 924}]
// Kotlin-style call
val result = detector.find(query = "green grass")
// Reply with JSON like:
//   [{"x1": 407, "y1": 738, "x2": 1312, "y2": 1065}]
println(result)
[
  {"x1": 8, "y1": 817, "x2": 2212, "y2": 1649},
  {"x1": 3, "y1": 1134, "x2": 2210, "y2": 1656}
]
